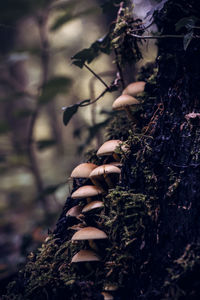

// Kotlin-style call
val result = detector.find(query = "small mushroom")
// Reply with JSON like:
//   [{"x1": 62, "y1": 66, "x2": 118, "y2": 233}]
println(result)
[
  {"x1": 101, "y1": 292, "x2": 114, "y2": 300},
  {"x1": 71, "y1": 249, "x2": 100, "y2": 263},
  {"x1": 122, "y1": 81, "x2": 146, "y2": 96},
  {"x1": 104, "y1": 284, "x2": 118, "y2": 291},
  {"x1": 97, "y1": 139, "x2": 125, "y2": 162},
  {"x1": 71, "y1": 226, "x2": 108, "y2": 254},
  {"x1": 82, "y1": 201, "x2": 104, "y2": 213},
  {"x1": 112, "y1": 94, "x2": 140, "y2": 123},
  {"x1": 71, "y1": 185, "x2": 103, "y2": 203},
  {"x1": 71, "y1": 163, "x2": 97, "y2": 178},
  {"x1": 66, "y1": 205, "x2": 82, "y2": 217},
  {"x1": 89, "y1": 164, "x2": 121, "y2": 189},
  {"x1": 71, "y1": 226, "x2": 108, "y2": 241}
]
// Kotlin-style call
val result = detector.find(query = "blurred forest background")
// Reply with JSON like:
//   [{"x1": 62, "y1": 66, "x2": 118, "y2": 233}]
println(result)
[{"x1": 0, "y1": 0, "x2": 156, "y2": 289}]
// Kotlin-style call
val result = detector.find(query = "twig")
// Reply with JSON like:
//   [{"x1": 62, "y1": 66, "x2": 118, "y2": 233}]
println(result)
[
  {"x1": 129, "y1": 33, "x2": 185, "y2": 39},
  {"x1": 80, "y1": 87, "x2": 110, "y2": 107},
  {"x1": 83, "y1": 63, "x2": 110, "y2": 89},
  {"x1": 114, "y1": 48, "x2": 125, "y2": 90}
]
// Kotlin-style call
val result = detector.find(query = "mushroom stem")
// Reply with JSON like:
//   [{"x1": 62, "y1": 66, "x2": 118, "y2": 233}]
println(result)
[
  {"x1": 124, "y1": 107, "x2": 138, "y2": 124},
  {"x1": 90, "y1": 178, "x2": 107, "y2": 193},
  {"x1": 112, "y1": 153, "x2": 120, "y2": 162},
  {"x1": 86, "y1": 197, "x2": 93, "y2": 203},
  {"x1": 89, "y1": 240, "x2": 99, "y2": 252},
  {"x1": 104, "y1": 174, "x2": 115, "y2": 188}
]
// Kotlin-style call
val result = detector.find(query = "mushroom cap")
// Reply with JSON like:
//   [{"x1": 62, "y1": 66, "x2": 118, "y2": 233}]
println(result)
[
  {"x1": 82, "y1": 201, "x2": 104, "y2": 213},
  {"x1": 101, "y1": 292, "x2": 114, "y2": 300},
  {"x1": 66, "y1": 205, "x2": 82, "y2": 217},
  {"x1": 104, "y1": 284, "x2": 118, "y2": 291},
  {"x1": 112, "y1": 94, "x2": 140, "y2": 111},
  {"x1": 122, "y1": 81, "x2": 146, "y2": 96},
  {"x1": 71, "y1": 163, "x2": 97, "y2": 178},
  {"x1": 71, "y1": 250, "x2": 100, "y2": 263},
  {"x1": 89, "y1": 164, "x2": 121, "y2": 178},
  {"x1": 97, "y1": 140, "x2": 123, "y2": 157},
  {"x1": 109, "y1": 161, "x2": 123, "y2": 168},
  {"x1": 71, "y1": 185, "x2": 103, "y2": 199},
  {"x1": 71, "y1": 226, "x2": 108, "y2": 240}
]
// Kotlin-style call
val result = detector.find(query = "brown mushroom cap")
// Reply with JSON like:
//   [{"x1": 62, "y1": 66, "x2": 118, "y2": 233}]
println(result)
[
  {"x1": 82, "y1": 201, "x2": 104, "y2": 213},
  {"x1": 71, "y1": 226, "x2": 108, "y2": 240},
  {"x1": 89, "y1": 164, "x2": 121, "y2": 178},
  {"x1": 71, "y1": 250, "x2": 100, "y2": 263},
  {"x1": 71, "y1": 185, "x2": 103, "y2": 199},
  {"x1": 122, "y1": 81, "x2": 146, "y2": 96},
  {"x1": 97, "y1": 140, "x2": 123, "y2": 157},
  {"x1": 101, "y1": 292, "x2": 114, "y2": 300},
  {"x1": 71, "y1": 163, "x2": 97, "y2": 178},
  {"x1": 112, "y1": 94, "x2": 140, "y2": 111},
  {"x1": 66, "y1": 205, "x2": 82, "y2": 217},
  {"x1": 104, "y1": 284, "x2": 118, "y2": 291}
]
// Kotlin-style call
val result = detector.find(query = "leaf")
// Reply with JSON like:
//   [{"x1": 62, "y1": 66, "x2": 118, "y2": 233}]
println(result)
[
  {"x1": 72, "y1": 34, "x2": 111, "y2": 68},
  {"x1": 39, "y1": 76, "x2": 72, "y2": 105},
  {"x1": 145, "y1": 0, "x2": 168, "y2": 20},
  {"x1": 42, "y1": 183, "x2": 63, "y2": 196},
  {"x1": 63, "y1": 104, "x2": 79, "y2": 126},
  {"x1": 183, "y1": 31, "x2": 193, "y2": 51},
  {"x1": 0, "y1": 121, "x2": 10, "y2": 134},
  {"x1": 14, "y1": 109, "x2": 34, "y2": 119},
  {"x1": 175, "y1": 16, "x2": 199, "y2": 32},
  {"x1": 51, "y1": 7, "x2": 99, "y2": 31},
  {"x1": 36, "y1": 139, "x2": 57, "y2": 150}
]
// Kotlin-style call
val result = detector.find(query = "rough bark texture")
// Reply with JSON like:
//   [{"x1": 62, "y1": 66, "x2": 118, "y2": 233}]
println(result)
[{"x1": 3, "y1": 1, "x2": 200, "y2": 299}]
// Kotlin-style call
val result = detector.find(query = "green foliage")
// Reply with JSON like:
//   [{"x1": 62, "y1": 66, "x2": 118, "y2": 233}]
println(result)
[
  {"x1": 51, "y1": 7, "x2": 99, "y2": 31},
  {"x1": 63, "y1": 99, "x2": 90, "y2": 126},
  {"x1": 39, "y1": 76, "x2": 72, "y2": 105},
  {"x1": 36, "y1": 139, "x2": 57, "y2": 150},
  {"x1": 71, "y1": 34, "x2": 111, "y2": 68}
]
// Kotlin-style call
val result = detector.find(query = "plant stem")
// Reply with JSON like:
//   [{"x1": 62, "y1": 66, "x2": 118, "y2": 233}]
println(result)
[{"x1": 83, "y1": 63, "x2": 110, "y2": 89}]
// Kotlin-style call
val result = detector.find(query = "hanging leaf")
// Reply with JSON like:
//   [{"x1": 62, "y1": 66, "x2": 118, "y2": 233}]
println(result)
[
  {"x1": 63, "y1": 104, "x2": 79, "y2": 126},
  {"x1": 183, "y1": 31, "x2": 193, "y2": 51},
  {"x1": 175, "y1": 16, "x2": 199, "y2": 32},
  {"x1": 145, "y1": 0, "x2": 168, "y2": 20},
  {"x1": 36, "y1": 139, "x2": 57, "y2": 150},
  {"x1": 39, "y1": 76, "x2": 72, "y2": 105},
  {"x1": 51, "y1": 7, "x2": 99, "y2": 31},
  {"x1": 71, "y1": 34, "x2": 111, "y2": 68}
]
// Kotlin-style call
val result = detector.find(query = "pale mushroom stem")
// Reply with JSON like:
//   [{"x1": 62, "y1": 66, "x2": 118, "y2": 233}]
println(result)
[
  {"x1": 124, "y1": 107, "x2": 138, "y2": 124},
  {"x1": 89, "y1": 240, "x2": 99, "y2": 252}
]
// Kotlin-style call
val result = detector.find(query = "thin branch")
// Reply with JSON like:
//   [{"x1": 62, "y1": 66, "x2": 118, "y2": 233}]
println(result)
[
  {"x1": 80, "y1": 87, "x2": 110, "y2": 107},
  {"x1": 83, "y1": 63, "x2": 110, "y2": 89},
  {"x1": 129, "y1": 33, "x2": 185, "y2": 39}
]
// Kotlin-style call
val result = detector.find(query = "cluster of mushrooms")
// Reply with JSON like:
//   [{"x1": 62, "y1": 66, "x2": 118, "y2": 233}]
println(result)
[{"x1": 65, "y1": 81, "x2": 145, "y2": 300}]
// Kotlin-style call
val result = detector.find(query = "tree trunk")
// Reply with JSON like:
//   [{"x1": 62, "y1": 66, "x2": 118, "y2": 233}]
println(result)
[{"x1": 3, "y1": 1, "x2": 200, "y2": 299}]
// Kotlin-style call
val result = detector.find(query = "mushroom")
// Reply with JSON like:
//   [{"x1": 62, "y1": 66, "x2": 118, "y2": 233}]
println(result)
[
  {"x1": 71, "y1": 185, "x2": 103, "y2": 203},
  {"x1": 71, "y1": 249, "x2": 100, "y2": 263},
  {"x1": 89, "y1": 164, "x2": 121, "y2": 189},
  {"x1": 104, "y1": 284, "x2": 118, "y2": 291},
  {"x1": 66, "y1": 205, "x2": 82, "y2": 217},
  {"x1": 97, "y1": 139, "x2": 125, "y2": 162},
  {"x1": 71, "y1": 163, "x2": 97, "y2": 179},
  {"x1": 71, "y1": 226, "x2": 108, "y2": 241},
  {"x1": 101, "y1": 292, "x2": 114, "y2": 300},
  {"x1": 82, "y1": 201, "x2": 104, "y2": 213},
  {"x1": 122, "y1": 81, "x2": 146, "y2": 97},
  {"x1": 112, "y1": 94, "x2": 140, "y2": 123},
  {"x1": 71, "y1": 226, "x2": 108, "y2": 252}
]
